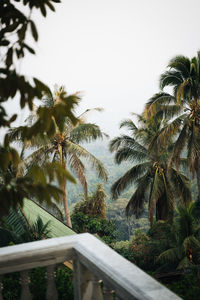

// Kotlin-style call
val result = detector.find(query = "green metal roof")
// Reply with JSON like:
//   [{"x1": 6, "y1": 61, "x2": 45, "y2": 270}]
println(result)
[
  {"x1": 5, "y1": 208, "x2": 27, "y2": 236},
  {"x1": 22, "y1": 199, "x2": 76, "y2": 237},
  {"x1": 5, "y1": 199, "x2": 76, "y2": 238}
]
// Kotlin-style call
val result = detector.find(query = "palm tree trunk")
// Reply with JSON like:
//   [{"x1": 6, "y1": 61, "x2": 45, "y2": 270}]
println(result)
[
  {"x1": 62, "y1": 181, "x2": 72, "y2": 228},
  {"x1": 59, "y1": 144, "x2": 72, "y2": 228}
]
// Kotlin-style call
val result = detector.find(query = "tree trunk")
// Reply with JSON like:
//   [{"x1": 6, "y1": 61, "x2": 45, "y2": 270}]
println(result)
[
  {"x1": 62, "y1": 180, "x2": 72, "y2": 228},
  {"x1": 59, "y1": 144, "x2": 72, "y2": 228}
]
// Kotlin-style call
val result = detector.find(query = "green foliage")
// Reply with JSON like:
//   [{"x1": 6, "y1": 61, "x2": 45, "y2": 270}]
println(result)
[
  {"x1": 0, "y1": 0, "x2": 80, "y2": 218},
  {"x1": 2, "y1": 272, "x2": 21, "y2": 300},
  {"x1": 2, "y1": 267, "x2": 73, "y2": 300},
  {"x1": 158, "y1": 204, "x2": 200, "y2": 270},
  {"x1": 72, "y1": 184, "x2": 107, "y2": 219},
  {"x1": 30, "y1": 268, "x2": 47, "y2": 300},
  {"x1": 71, "y1": 212, "x2": 118, "y2": 243},
  {"x1": 0, "y1": 152, "x2": 76, "y2": 217},
  {"x1": 55, "y1": 267, "x2": 74, "y2": 300},
  {"x1": 112, "y1": 240, "x2": 135, "y2": 262},
  {"x1": 0, "y1": 214, "x2": 52, "y2": 246},
  {"x1": 165, "y1": 270, "x2": 200, "y2": 300},
  {"x1": 0, "y1": 0, "x2": 60, "y2": 126},
  {"x1": 107, "y1": 198, "x2": 149, "y2": 241}
]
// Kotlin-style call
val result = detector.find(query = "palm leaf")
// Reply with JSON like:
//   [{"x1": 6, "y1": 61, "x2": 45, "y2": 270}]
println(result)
[
  {"x1": 126, "y1": 172, "x2": 151, "y2": 218},
  {"x1": 68, "y1": 153, "x2": 88, "y2": 199},
  {"x1": 115, "y1": 147, "x2": 148, "y2": 164},
  {"x1": 69, "y1": 123, "x2": 106, "y2": 143},
  {"x1": 160, "y1": 70, "x2": 183, "y2": 90},
  {"x1": 119, "y1": 119, "x2": 138, "y2": 134},
  {"x1": 66, "y1": 141, "x2": 108, "y2": 181},
  {"x1": 109, "y1": 135, "x2": 147, "y2": 154},
  {"x1": 111, "y1": 162, "x2": 150, "y2": 199},
  {"x1": 158, "y1": 247, "x2": 180, "y2": 263}
]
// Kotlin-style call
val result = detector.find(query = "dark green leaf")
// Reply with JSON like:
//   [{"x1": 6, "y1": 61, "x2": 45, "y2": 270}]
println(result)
[
  {"x1": 46, "y1": 1, "x2": 55, "y2": 11},
  {"x1": 40, "y1": 5, "x2": 47, "y2": 17},
  {"x1": 30, "y1": 20, "x2": 38, "y2": 41},
  {"x1": 9, "y1": 114, "x2": 17, "y2": 123},
  {"x1": 33, "y1": 78, "x2": 51, "y2": 96},
  {"x1": 22, "y1": 43, "x2": 35, "y2": 55},
  {"x1": 18, "y1": 24, "x2": 27, "y2": 41},
  {"x1": 0, "y1": 40, "x2": 10, "y2": 46},
  {"x1": 4, "y1": 22, "x2": 20, "y2": 33},
  {"x1": 6, "y1": 48, "x2": 13, "y2": 67}
]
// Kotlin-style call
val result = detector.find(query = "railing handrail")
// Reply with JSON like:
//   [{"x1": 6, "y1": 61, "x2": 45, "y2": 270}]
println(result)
[{"x1": 0, "y1": 233, "x2": 181, "y2": 300}]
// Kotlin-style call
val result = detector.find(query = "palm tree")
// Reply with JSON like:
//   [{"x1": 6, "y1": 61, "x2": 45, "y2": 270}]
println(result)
[
  {"x1": 110, "y1": 114, "x2": 191, "y2": 226},
  {"x1": 145, "y1": 52, "x2": 200, "y2": 202},
  {"x1": 158, "y1": 203, "x2": 200, "y2": 269},
  {"x1": 11, "y1": 87, "x2": 108, "y2": 227}
]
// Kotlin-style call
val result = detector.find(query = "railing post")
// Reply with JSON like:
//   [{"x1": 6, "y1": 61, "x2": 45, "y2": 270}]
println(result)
[
  {"x1": 74, "y1": 259, "x2": 104, "y2": 300},
  {"x1": 103, "y1": 285, "x2": 114, "y2": 300},
  {"x1": 89, "y1": 274, "x2": 103, "y2": 300},
  {"x1": 73, "y1": 259, "x2": 83, "y2": 300},
  {"x1": 20, "y1": 270, "x2": 32, "y2": 300},
  {"x1": 0, "y1": 276, "x2": 3, "y2": 300},
  {"x1": 46, "y1": 265, "x2": 58, "y2": 300}
]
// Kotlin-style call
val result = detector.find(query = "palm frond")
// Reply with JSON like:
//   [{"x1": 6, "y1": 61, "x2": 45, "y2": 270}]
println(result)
[
  {"x1": 126, "y1": 172, "x2": 151, "y2": 218},
  {"x1": 119, "y1": 119, "x2": 138, "y2": 134},
  {"x1": 182, "y1": 236, "x2": 200, "y2": 253},
  {"x1": 66, "y1": 141, "x2": 108, "y2": 181},
  {"x1": 111, "y1": 162, "x2": 150, "y2": 199},
  {"x1": 168, "y1": 55, "x2": 191, "y2": 79},
  {"x1": 77, "y1": 107, "x2": 104, "y2": 122},
  {"x1": 145, "y1": 92, "x2": 175, "y2": 117},
  {"x1": 68, "y1": 153, "x2": 88, "y2": 199},
  {"x1": 160, "y1": 70, "x2": 183, "y2": 90},
  {"x1": 109, "y1": 135, "x2": 147, "y2": 154},
  {"x1": 177, "y1": 256, "x2": 192, "y2": 269},
  {"x1": 148, "y1": 168, "x2": 164, "y2": 225},
  {"x1": 158, "y1": 247, "x2": 180, "y2": 263},
  {"x1": 69, "y1": 123, "x2": 107, "y2": 143},
  {"x1": 23, "y1": 145, "x2": 55, "y2": 169},
  {"x1": 115, "y1": 147, "x2": 148, "y2": 164},
  {"x1": 170, "y1": 168, "x2": 192, "y2": 206},
  {"x1": 169, "y1": 122, "x2": 188, "y2": 169},
  {"x1": 157, "y1": 114, "x2": 186, "y2": 146}
]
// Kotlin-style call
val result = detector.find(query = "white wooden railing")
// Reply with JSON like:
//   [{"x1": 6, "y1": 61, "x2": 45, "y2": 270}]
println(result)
[{"x1": 0, "y1": 233, "x2": 181, "y2": 300}]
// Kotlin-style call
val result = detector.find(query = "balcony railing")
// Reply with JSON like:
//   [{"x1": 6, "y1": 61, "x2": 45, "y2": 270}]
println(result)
[{"x1": 0, "y1": 233, "x2": 181, "y2": 299}]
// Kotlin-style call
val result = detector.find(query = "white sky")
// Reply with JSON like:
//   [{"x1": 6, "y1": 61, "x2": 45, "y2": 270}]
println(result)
[{"x1": 6, "y1": 0, "x2": 200, "y2": 137}]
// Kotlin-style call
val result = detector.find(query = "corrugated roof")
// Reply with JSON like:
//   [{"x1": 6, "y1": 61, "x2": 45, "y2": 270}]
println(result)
[
  {"x1": 22, "y1": 199, "x2": 76, "y2": 237},
  {"x1": 5, "y1": 199, "x2": 76, "y2": 238},
  {"x1": 6, "y1": 208, "x2": 27, "y2": 236}
]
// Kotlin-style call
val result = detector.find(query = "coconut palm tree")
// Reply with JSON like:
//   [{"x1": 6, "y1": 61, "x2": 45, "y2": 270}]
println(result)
[
  {"x1": 110, "y1": 114, "x2": 191, "y2": 226},
  {"x1": 10, "y1": 87, "x2": 108, "y2": 227},
  {"x1": 158, "y1": 203, "x2": 200, "y2": 269},
  {"x1": 145, "y1": 52, "x2": 200, "y2": 202}
]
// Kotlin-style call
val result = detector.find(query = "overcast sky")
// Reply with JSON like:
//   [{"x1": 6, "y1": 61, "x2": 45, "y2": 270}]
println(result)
[{"x1": 8, "y1": 0, "x2": 200, "y2": 137}]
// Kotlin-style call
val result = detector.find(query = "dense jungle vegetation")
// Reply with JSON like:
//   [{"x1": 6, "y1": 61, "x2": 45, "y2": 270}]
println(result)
[{"x1": 1, "y1": 1, "x2": 200, "y2": 299}]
